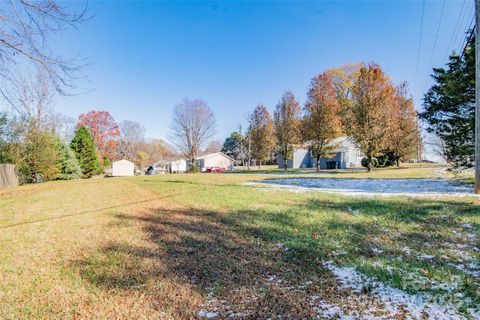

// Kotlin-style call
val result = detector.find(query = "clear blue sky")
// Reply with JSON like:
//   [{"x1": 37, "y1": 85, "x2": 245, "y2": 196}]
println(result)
[{"x1": 54, "y1": 0, "x2": 473, "y2": 143}]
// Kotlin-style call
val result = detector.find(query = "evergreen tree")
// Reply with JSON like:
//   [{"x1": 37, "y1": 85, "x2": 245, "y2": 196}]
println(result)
[
  {"x1": 56, "y1": 138, "x2": 82, "y2": 180},
  {"x1": 222, "y1": 131, "x2": 245, "y2": 163},
  {"x1": 420, "y1": 34, "x2": 474, "y2": 168},
  {"x1": 70, "y1": 125, "x2": 100, "y2": 178}
]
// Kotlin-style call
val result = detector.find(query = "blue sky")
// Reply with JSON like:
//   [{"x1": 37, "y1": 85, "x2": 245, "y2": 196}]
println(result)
[{"x1": 53, "y1": 0, "x2": 473, "y2": 143}]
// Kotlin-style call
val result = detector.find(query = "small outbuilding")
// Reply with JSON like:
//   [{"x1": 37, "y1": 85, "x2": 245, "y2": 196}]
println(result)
[
  {"x1": 169, "y1": 159, "x2": 187, "y2": 173},
  {"x1": 0, "y1": 164, "x2": 18, "y2": 189},
  {"x1": 112, "y1": 159, "x2": 135, "y2": 177}
]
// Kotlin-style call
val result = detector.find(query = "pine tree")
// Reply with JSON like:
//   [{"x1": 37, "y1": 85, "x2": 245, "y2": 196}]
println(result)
[
  {"x1": 420, "y1": 34, "x2": 474, "y2": 168},
  {"x1": 70, "y1": 125, "x2": 100, "y2": 178},
  {"x1": 56, "y1": 138, "x2": 82, "y2": 180}
]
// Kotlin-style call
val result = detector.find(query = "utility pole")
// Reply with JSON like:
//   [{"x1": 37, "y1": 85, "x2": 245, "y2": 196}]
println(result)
[{"x1": 476, "y1": 0, "x2": 480, "y2": 193}]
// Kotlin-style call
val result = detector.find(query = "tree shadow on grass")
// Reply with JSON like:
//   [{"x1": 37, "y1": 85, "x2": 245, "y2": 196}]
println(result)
[
  {"x1": 72, "y1": 207, "x2": 322, "y2": 319},
  {"x1": 71, "y1": 195, "x2": 479, "y2": 318}
]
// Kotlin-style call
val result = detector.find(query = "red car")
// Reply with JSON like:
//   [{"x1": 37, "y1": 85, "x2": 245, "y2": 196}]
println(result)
[{"x1": 206, "y1": 167, "x2": 225, "y2": 173}]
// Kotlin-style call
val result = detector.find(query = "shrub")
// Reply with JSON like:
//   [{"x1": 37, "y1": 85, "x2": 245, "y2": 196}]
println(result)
[{"x1": 361, "y1": 157, "x2": 378, "y2": 168}]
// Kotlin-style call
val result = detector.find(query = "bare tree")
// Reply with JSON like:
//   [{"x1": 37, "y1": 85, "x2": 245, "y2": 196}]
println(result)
[
  {"x1": 203, "y1": 140, "x2": 222, "y2": 154},
  {"x1": 142, "y1": 138, "x2": 176, "y2": 164},
  {"x1": 118, "y1": 120, "x2": 146, "y2": 161},
  {"x1": 3, "y1": 70, "x2": 55, "y2": 124},
  {"x1": 170, "y1": 98, "x2": 216, "y2": 170},
  {"x1": 0, "y1": 0, "x2": 88, "y2": 101}
]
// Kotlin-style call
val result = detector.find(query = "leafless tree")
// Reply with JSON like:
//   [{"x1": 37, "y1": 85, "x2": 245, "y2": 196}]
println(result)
[
  {"x1": 3, "y1": 70, "x2": 56, "y2": 124},
  {"x1": 426, "y1": 134, "x2": 448, "y2": 163},
  {"x1": 170, "y1": 98, "x2": 216, "y2": 169},
  {"x1": 203, "y1": 140, "x2": 222, "y2": 154},
  {"x1": 118, "y1": 120, "x2": 146, "y2": 161},
  {"x1": 0, "y1": 0, "x2": 88, "y2": 101}
]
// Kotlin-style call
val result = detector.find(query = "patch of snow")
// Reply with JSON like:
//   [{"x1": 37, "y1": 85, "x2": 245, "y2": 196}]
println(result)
[
  {"x1": 402, "y1": 247, "x2": 412, "y2": 255},
  {"x1": 371, "y1": 247, "x2": 384, "y2": 254},
  {"x1": 417, "y1": 254, "x2": 435, "y2": 260},
  {"x1": 247, "y1": 178, "x2": 478, "y2": 198},
  {"x1": 198, "y1": 310, "x2": 219, "y2": 319},
  {"x1": 460, "y1": 223, "x2": 474, "y2": 230},
  {"x1": 322, "y1": 261, "x2": 476, "y2": 319}
]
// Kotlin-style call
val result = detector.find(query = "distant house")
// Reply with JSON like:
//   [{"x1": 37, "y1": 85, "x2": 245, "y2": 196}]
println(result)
[
  {"x1": 168, "y1": 159, "x2": 187, "y2": 173},
  {"x1": 194, "y1": 152, "x2": 235, "y2": 171},
  {"x1": 112, "y1": 159, "x2": 135, "y2": 176},
  {"x1": 277, "y1": 137, "x2": 363, "y2": 169}
]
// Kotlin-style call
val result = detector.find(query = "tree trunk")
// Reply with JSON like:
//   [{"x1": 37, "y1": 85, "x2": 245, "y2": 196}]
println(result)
[
  {"x1": 367, "y1": 156, "x2": 372, "y2": 172},
  {"x1": 283, "y1": 156, "x2": 287, "y2": 170},
  {"x1": 258, "y1": 161, "x2": 261, "y2": 170},
  {"x1": 396, "y1": 158, "x2": 400, "y2": 167},
  {"x1": 316, "y1": 154, "x2": 320, "y2": 172}
]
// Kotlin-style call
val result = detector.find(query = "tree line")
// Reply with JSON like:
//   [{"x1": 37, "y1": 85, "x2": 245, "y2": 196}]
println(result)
[
  {"x1": 222, "y1": 63, "x2": 421, "y2": 171},
  {"x1": 0, "y1": 106, "x2": 176, "y2": 183}
]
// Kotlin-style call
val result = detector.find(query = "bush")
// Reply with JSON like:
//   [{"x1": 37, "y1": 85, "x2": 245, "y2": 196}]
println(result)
[{"x1": 361, "y1": 157, "x2": 378, "y2": 168}]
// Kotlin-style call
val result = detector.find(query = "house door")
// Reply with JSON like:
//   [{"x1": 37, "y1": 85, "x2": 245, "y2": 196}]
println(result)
[{"x1": 326, "y1": 161, "x2": 338, "y2": 169}]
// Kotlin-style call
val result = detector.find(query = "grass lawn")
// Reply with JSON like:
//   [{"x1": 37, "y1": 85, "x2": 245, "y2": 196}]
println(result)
[{"x1": 0, "y1": 165, "x2": 478, "y2": 319}]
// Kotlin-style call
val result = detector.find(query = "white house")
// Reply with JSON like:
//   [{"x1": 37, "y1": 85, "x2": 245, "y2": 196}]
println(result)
[
  {"x1": 277, "y1": 137, "x2": 364, "y2": 169},
  {"x1": 194, "y1": 152, "x2": 235, "y2": 171},
  {"x1": 112, "y1": 159, "x2": 135, "y2": 176},
  {"x1": 169, "y1": 159, "x2": 187, "y2": 173}
]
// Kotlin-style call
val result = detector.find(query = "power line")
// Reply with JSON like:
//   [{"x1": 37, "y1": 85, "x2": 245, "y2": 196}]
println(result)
[
  {"x1": 424, "y1": 0, "x2": 446, "y2": 92},
  {"x1": 454, "y1": 2, "x2": 474, "y2": 55},
  {"x1": 428, "y1": 0, "x2": 446, "y2": 68},
  {"x1": 460, "y1": 15, "x2": 475, "y2": 58},
  {"x1": 445, "y1": 0, "x2": 468, "y2": 61},
  {"x1": 414, "y1": 0, "x2": 426, "y2": 90}
]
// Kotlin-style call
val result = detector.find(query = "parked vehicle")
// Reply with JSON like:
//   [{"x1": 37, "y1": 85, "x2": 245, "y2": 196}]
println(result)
[
  {"x1": 206, "y1": 167, "x2": 225, "y2": 173},
  {"x1": 145, "y1": 166, "x2": 155, "y2": 175}
]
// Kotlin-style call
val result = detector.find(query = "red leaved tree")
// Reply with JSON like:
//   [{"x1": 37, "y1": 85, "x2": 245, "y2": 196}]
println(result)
[{"x1": 78, "y1": 111, "x2": 120, "y2": 161}]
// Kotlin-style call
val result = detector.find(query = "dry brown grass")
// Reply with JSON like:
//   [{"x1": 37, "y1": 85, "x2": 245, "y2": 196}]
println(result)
[{"x1": 0, "y1": 167, "x2": 478, "y2": 319}]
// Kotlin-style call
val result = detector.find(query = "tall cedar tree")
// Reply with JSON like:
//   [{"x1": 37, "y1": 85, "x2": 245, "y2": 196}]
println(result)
[
  {"x1": 274, "y1": 91, "x2": 302, "y2": 170},
  {"x1": 78, "y1": 111, "x2": 120, "y2": 161},
  {"x1": 420, "y1": 35, "x2": 474, "y2": 168},
  {"x1": 303, "y1": 72, "x2": 343, "y2": 172},
  {"x1": 347, "y1": 63, "x2": 396, "y2": 171},
  {"x1": 56, "y1": 138, "x2": 82, "y2": 180},
  {"x1": 70, "y1": 125, "x2": 100, "y2": 178},
  {"x1": 388, "y1": 83, "x2": 421, "y2": 166},
  {"x1": 248, "y1": 105, "x2": 275, "y2": 169}
]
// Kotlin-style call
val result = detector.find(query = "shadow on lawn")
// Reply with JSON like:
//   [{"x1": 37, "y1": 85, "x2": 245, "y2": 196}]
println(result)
[
  {"x1": 72, "y1": 196, "x2": 480, "y2": 317},
  {"x1": 73, "y1": 207, "x2": 322, "y2": 318}
]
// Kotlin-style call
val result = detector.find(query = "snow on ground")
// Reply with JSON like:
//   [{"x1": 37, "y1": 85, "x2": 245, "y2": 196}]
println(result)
[
  {"x1": 319, "y1": 261, "x2": 479, "y2": 320},
  {"x1": 247, "y1": 178, "x2": 476, "y2": 198}
]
